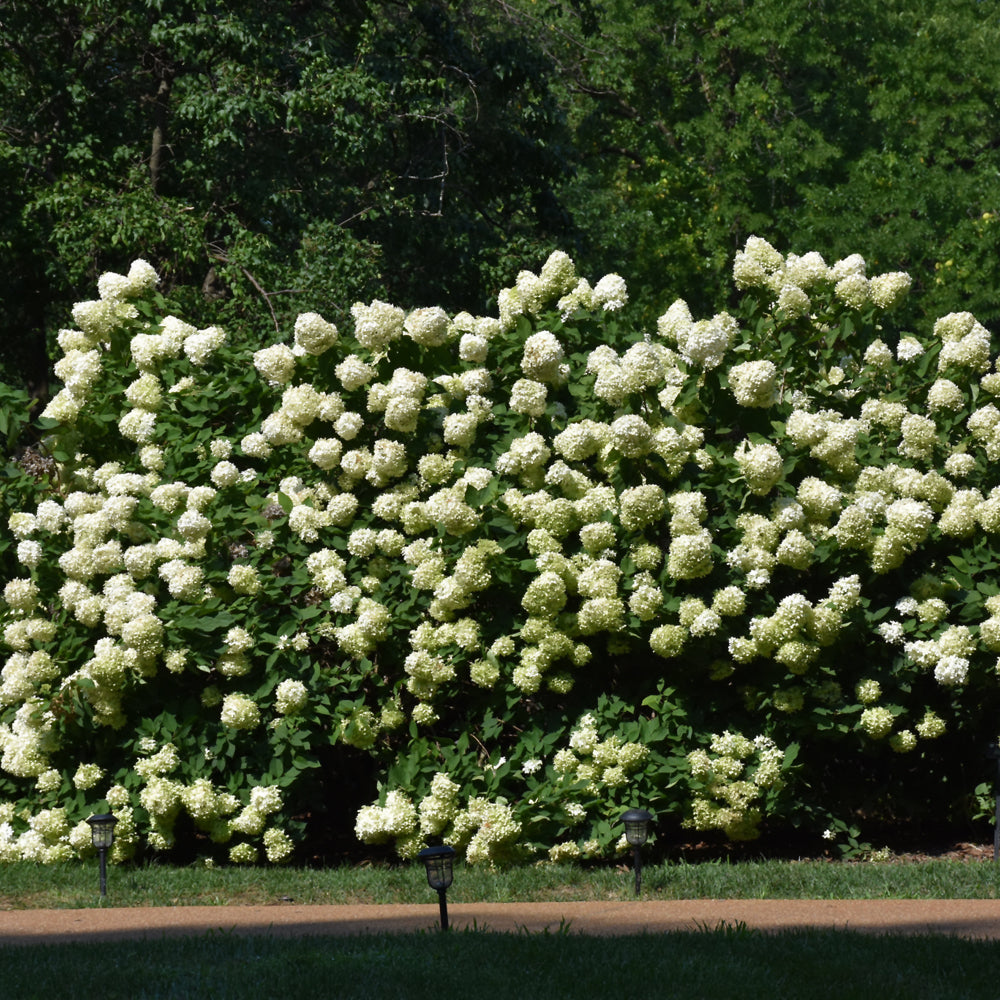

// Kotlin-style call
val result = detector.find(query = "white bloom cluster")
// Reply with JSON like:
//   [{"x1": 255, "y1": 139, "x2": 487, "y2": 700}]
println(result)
[
  {"x1": 509, "y1": 378, "x2": 548, "y2": 417},
  {"x1": 351, "y1": 299, "x2": 405, "y2": 351},
  {"x1": 728, "y1": 360, "x2": 778, "y2": 408},
  {"x1": 935, "y1": 312, "x2": 991, "y2": 373},
  {"x1": 732, "y1": 239, "x2": 912, "y2": 327},
  {"x1": 459, "y1": 797, "x2": 522, "y2": 865},
  {"x1": 227, "y1": 785, "x2": 283, "y2": 846},
  {"x1": 927, "y1": 378, "x2": 964, "y2": 412},
  {"x1": 556, "y1": 714, "x2": 648, "y2": 802},
  {"x1": 860, "y1": 706, "x2": 894, "y2": 739},
  {"x1": 337, "y1": 355, "x2": 374, "y2": 392},
  {"x1": 834, "y1": 273, "x2": 870, "y2": 310},
  {"x1": 686, "y1": 731, "x2": 785, "y2": 841},
  {"x1": 0, "y1": 806, "x2": 78, "y2": 863},
  {"x1": 934, "y1": 655, "x2": 969, "y2": 686},
  {"x1": 263, "y1": 827, "x2": 294, "y2": 862},
  {"x1": 0, "y1": 698, "x2": 56, "y2": 778},
  {"x1": 496, "y1": 432, "x2": 551, "y2": 483},
  {"x1": 93, "y1": 260, "x2": 157, "y2": 302},
  {"x1": 405, "y1": 306, "x2": 450, "y2": 347},
  {"x1": 521, "y1": 331, "x2": 568, "y2": 384},
  {"x1": 735, "y1": 440, "x2": 783, "y2": 496},
  {"x1": 418, "y1": 772, "x2": 461, "y2": 836},
  {"x1": 900, "y1": 413, "x2": 938, "y2": 460},
  {"x1": 294, "y1": 312, "x2": 338, "y2": 355},
  {"x1": 274, "y1": 679, "x2": 308, "y2": 715},
  {"x1": 553, "y1": 419, "x2": 607, "y2": 462},
  {"x1": 620, "y1": 484, "x2": 665, "y2": 532},
  {"x1": 43, "y1": 264, "x2": 161, "y2": 421},
  {"x1": 904, "y1": 617, "x2": 974, "y2": 682},
  {"x1": 731, "y1": 236, "x2": 786, "y2": 288},
  {"x1": 658, "y1": 301, "x2": 737, "y2": 370},
  {"x1": 183, "y1": 325, "x2": 226, "y2": 366},
  {"x1": 253, "y1": 343, "x2": 297, "y2": 386},
  {"x1": 593, "y1": 273, "x2": 628, "y2": 311},
  {"x1": 869, "y1": 272, "x2": 911, "y2": 309},
  {"x1": 609, "y1": 414, "x2": 653, "y2": 457},
  {"x1": 220, "y1": 693, "x2": 261, "y2": 730},
  {"x1": 354, "y1": 776, "x2": 524, "y2": 865}
]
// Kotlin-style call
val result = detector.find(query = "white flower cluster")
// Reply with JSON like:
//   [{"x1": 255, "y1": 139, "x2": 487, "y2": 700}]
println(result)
[
  {"x1": 354, "y1": 773, "x2": 522, "y2": 865},
  {"x1": 294, "y1": 312, "x2": 339, "y2": 356},
  {"x1": 275, "y1": 679, "x2": 308, "y2": 715},
  {"x1": 658, "y1": 301, "x2": 738, "y2": 370},
  {"x1": 12, "y1": 236, "x2": 1000, "y2": 866},
  {"x1": 686, "y1": 732, "x2": 785, "y2": 841},
  {"x1": 902, "y1": 616, "x2": 975, "y2": 689},
  {"x1": 0, "y1": 806, "x2": 89, "y2": 863},
  {"x1": 935, "y1": 312, "x2": 991, "y2": 373},
  {"x1": 735, "y1": 440, "x2": 784, "y2": 496},
  {"x1": 728, "y1": 360, "x2": 778, "y2": 408},
  {"x1": 555, "y1": 714, "x2": 649, "y2": 795},
  {"x1": 733, "y1": 238, "x2": 912, "y2": 326},
  {"x1": 43, "y1": 261, "x2": 157, "y2": 423},
  {"x1": 665, "y1": 490, "x2": 712, "y2": 582}
]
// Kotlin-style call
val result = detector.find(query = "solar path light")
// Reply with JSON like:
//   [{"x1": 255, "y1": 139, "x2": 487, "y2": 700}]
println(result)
[
  {"x1": 987, "y1": 740, "x2": 1000, "y2": 862},
  {"x1": 622, "y1": 808, "x2": 654, "y2": 896},
  {"x1": 418, "y1": 844, "x2": 456, "y2": 930},
  {"x1": 86, "y1": 812, "x2": 118, "y2": 898}
]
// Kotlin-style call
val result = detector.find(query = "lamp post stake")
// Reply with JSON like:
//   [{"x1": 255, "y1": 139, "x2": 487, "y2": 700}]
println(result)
[
  {"x1": 418, "y1": 845, "x2": 456, "y2": 931},
  {"x1": 99, "y1": 845, "x2": 108, "y2": 897},
  {"x1": 621, "y1": 809, "x2": 654, "y2": 896},
  {"x1": 86, "y1": 813, "x2": 118, "y2": 898},
  {"x1": 436, "y1": 885, "x2": 449, "y2": 931}
]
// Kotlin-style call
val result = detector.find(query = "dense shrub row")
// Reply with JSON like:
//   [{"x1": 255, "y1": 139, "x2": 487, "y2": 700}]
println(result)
[{"x1": 2, "y1": 239, "x2": 998, "y2": 863}]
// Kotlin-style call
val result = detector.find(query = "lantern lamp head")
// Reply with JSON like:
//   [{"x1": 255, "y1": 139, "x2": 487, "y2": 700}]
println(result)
[
  {"x1": 418, "y1": 845, "x2": 455, "y2": 891},
  {"x1": 86, "y1": 813, "x2": 118, "y2": 850},
  {"x1": 622, "y1": 808, "x2": 653, "y2": 847}
]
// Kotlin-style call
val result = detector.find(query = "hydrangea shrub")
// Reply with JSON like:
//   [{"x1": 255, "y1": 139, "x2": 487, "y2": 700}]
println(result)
[{"x1": 1, "y1": 239, "x2": 998, "y2": 863}]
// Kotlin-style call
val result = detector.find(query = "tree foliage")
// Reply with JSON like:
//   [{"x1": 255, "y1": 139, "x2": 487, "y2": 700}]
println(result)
[
  {"x1": 7, "y1": 0, "x2": 1000, "y2": 390},
  {"x1": 0, "y1": 0, "x2": 575, "y2": 384},
  {"x1": 543, "y1": 0, "x2": 1000, "y2": 328}
]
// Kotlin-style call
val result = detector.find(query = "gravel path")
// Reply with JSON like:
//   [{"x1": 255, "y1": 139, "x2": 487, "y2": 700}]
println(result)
[{"x1": 3, "y1": 899, "x2": 1000, "y2": 945}]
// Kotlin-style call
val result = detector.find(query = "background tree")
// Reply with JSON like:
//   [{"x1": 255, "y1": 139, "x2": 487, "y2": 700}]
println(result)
[
  {"x1": 536, "y1": 0, "x2": 1000, "y2": 329},
  {"x1": 0, "y1": 0, "x2": 576, "y2": 386},
  {"x1": 5, "y1": 0, "x2": 1000, "y2": 392}
]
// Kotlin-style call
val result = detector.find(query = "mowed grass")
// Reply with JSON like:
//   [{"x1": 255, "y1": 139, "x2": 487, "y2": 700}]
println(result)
[
  {"x1": 3, "y1": 924, "x2": 1000, "y2": 1000},
  {"x1": 2, "y1": 854, "x2": 1000, "y2": 909},
  {"x1": 3, "y1": 858, "x2": 1000, "y2": 998}
]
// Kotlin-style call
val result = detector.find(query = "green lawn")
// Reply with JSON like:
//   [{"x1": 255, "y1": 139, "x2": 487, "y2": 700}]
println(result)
[
  {"x1": 2, "y1": 856, "x2": 999, "y2": 909},
  {"x1": 3, "y1": 924, "x2": 1000, "y2": 1000},
  {"x1": 3, "y1": 858, "x2": 1000, "y2": 1000}
]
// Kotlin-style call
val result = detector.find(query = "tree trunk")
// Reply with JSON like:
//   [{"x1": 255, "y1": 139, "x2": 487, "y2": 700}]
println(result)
[{"x1": 149, "y1": 72, "x2": 172, "y2": 193}]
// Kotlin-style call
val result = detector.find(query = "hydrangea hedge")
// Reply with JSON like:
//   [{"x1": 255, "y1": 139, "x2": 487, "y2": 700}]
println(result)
[{"x1": 2, "y1": 238, "x2": 999, "y2": 864}]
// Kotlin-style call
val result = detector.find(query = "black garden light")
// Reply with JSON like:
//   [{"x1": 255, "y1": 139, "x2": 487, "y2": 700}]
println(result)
[
  {"x1": 622, "y1": 808, "x2": 654, "y2": 896},
  {"x1": 418, "y1": 845, "x2": 456, "y2": 930},
  {"x1": 86, "y1": 812, "x2": 118, "y2": 898},
  {"x1": 987, "y1": 740, "x2": 1000, "y2": 862}
]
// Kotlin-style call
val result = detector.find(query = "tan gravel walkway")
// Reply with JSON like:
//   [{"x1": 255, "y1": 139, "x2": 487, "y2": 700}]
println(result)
[{"x1": 2, "y1": 899, "x2": 1000, "y2": 945}]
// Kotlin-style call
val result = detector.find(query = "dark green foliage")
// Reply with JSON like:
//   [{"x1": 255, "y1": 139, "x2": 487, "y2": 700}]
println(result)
[
  {"x1": 0, "y1": 1, "x2": 575, "y2": 385},
  {"x1": 551, "y1": 0, "x2": 1000, "y2": 329},
  {"x1": 5, "y1": 0, "x2": 1000, "y2": 390}
]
